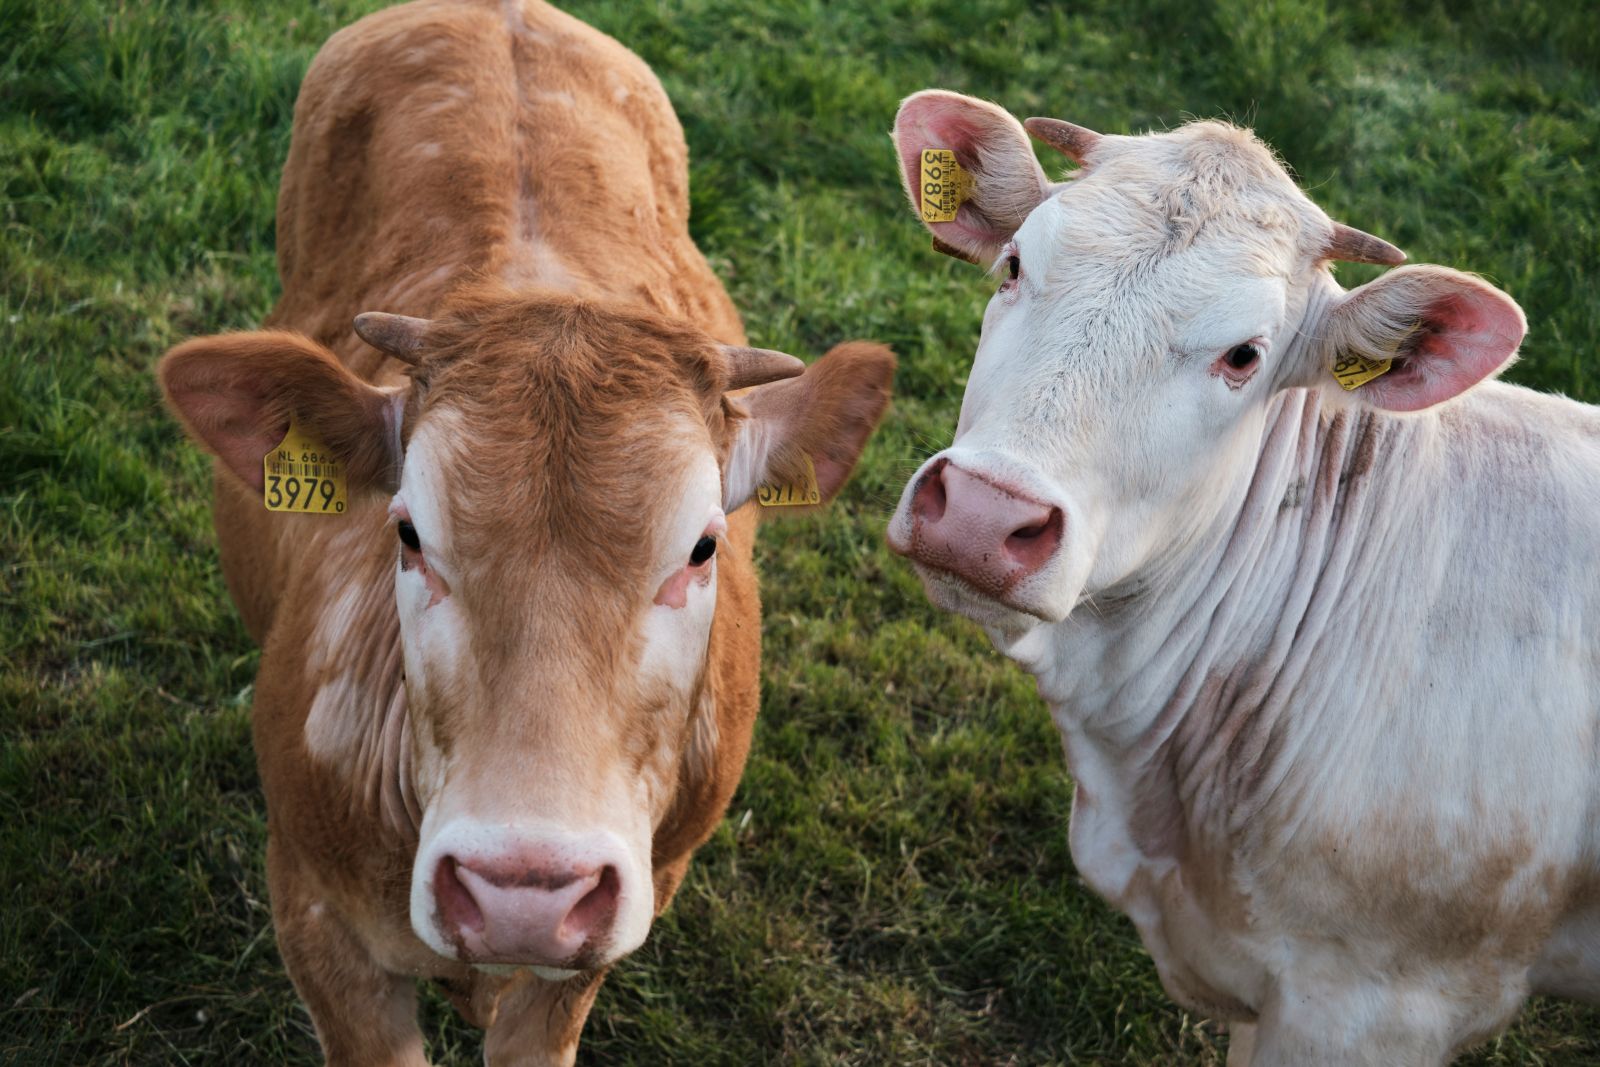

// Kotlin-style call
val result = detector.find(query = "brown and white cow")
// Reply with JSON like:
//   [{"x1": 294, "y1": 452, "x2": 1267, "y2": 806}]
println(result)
[
  {"x1": 156, "y1": 3, "x2": 893, "y2": 1063},
  {"x1": 887, "y1": 91, "x2": 1599, "y2": 1064}
]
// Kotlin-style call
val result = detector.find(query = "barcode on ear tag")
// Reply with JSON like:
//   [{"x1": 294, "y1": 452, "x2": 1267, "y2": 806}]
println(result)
[
  {"x1": 263, "y1": 420, "x2": 348, "y2": 515},
  {"x1": 920, "y1": 148, "x2": 973, "y2": 224},
  {"x1": 1331, "y1": 353, "x2": 1393, "y2": 391},
  {"x1": 756, "y1": 453, "x2": 822, "y2": 508}
]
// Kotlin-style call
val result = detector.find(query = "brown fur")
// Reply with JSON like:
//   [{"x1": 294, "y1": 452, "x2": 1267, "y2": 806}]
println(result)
[
  {"x1": 156, "y1": 3, "x2": 891, "y2": 1064},
  {"x1": 736, "y1": 339, "x2": 897, "y2": 502}
]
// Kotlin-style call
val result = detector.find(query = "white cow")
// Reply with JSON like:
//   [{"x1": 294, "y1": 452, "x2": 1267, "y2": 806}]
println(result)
[{"x1": 886, "y1": 90, "x2": 1600, "y2": 1065}]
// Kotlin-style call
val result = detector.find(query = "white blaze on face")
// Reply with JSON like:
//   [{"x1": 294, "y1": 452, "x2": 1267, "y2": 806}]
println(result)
[
  {"x1": 393, "y1": 412, "x2": 727, "y2": 971},
  {"x1": 639, "y1": 449, "x2": 726, "y2": 802},
  {"x1": 642, "y1": 449, "x2": 724, "y2": 690},
  {"x1": 390, "y1": 415, "x2": 469, "y2": 812}
]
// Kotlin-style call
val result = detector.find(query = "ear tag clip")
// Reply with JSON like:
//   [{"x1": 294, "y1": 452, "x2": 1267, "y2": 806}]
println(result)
[
  {"x1": 756, "y1": 453, "x2": 822, "y2": 508},
  {"x1": 919, "y1": 148, "x2": 974, "y2": 224},
  {"x1": 1331, "y1": 323, "x2": 1416, "y2": 392},
  {"x1": 263, "y1": 419, "x2": 348, "y2": 515}
]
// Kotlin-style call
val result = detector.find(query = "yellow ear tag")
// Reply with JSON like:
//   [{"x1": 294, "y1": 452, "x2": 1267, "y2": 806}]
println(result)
[
  {"x1": 919, "y1": 148, "x2": 974, "y2": 224},
  {"x1": 1331, "y1": 323, "x2": 1417, "y2": 391},
  {"x1": 1331, "y1": 353, "x2": 1393, "y2": 391},
  {"x1": 263, "y1": 420, "x2": 348, "y2": 515},
  {"x1": 756, "y1": 453, "x2": 822, "y2": 508}
]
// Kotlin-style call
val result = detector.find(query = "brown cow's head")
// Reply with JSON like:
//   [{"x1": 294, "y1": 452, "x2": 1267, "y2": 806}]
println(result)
[{"x1": 160, "y1": 290, "x2": 894, "y2": 976}]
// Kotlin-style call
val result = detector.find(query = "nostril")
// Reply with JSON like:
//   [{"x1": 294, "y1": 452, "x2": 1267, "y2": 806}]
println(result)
[
  {"x1": 435, "y1": 856, "x2": 484, "y2": 935},
  {"x1": 1004, "y1": 507, "x2": 1064, "y2": 570},
  {"x1": 562, "y1": 865, "x2": 620, "y2": 942},
  {"x1": 912, "y1": 458, "x2": 949, "y2": 524},
  {"x1": 1010, "y1": 521, "x2": 1049, "y2": 540}
]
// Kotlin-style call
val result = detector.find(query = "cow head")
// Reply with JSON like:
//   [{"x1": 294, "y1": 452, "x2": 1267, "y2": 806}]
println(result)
[
  {"x1": 160, "y1": 290, "x2": 893, "y2": 976},
  {"x1": 886, "y1": 90, "x2": 1526, "y2": 633}
]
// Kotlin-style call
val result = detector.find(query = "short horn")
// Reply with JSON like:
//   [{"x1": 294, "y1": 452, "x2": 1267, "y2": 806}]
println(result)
[
  {"x1": 1023, "y1": 116, "x2": 1101, "y2": 165},
  {"x1": 353, "y1": 312, "x2": 435, "y2": 365},
  {"x1": 719, "y1": 345, "x2": 806, "y2": 390},
  {"x1": 1325, "y1": 222, "x2": 1406, "y2": 266}
]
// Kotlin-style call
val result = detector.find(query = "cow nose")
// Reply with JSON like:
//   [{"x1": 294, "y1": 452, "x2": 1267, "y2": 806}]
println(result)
[
  {"x1": 905, "y1": 459, "x2": 1063, "y2": 595},
  {"x1": 433, "y1": 848, "x2": 622, "y2": 966}
]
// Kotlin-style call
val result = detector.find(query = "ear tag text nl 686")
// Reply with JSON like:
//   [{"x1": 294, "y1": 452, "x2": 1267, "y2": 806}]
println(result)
[
  {"x1": 920, "y1": 148, "x2": 974, "y2": 224},
  {"x1": 263, "y1": 420, "x2": 348, "y2": 514},
  {"x1": 757, "y1": 453, "x2": 822, "y2": 508}
]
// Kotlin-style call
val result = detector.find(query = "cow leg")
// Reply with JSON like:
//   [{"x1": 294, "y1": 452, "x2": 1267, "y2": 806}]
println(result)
[
  {"x1": 1224, "y1": 1021, "x2": 1256, "y2": 1066},
  {"x1": 1245, "y1": 980, "x2": 1459, "y2": 1067},
  {"x1": 268, "y1": 838, "x2": 429, "y2": 1067},
  {"x1": 1529, "y1": 907, "x2": 1600, "y2": 1004},
  {"x1": 481, "y1": 972, "x2": 605, "y2": 1067}
]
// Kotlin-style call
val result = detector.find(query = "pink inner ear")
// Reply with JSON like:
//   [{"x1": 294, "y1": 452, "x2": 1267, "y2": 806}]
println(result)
[
  {"x1": 811, "y1": 453, "x2": 853, "y2": 501},
  {"x1": 895, "y1": 104, "x2": 984, "y2": 217},
  {"x1": 171, "y1": 385, "x2": 286, "y2": 493},
  {"x1": 893, "y1": 91, "x2": 1047, "y2": 264},
  {"x1": 1359, "y1": 289, "x2": 1527, "y2": 413}
]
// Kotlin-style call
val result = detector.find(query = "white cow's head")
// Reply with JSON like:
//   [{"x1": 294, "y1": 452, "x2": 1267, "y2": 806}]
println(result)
[
  {"x1": 161, "y1": 291, "x2": 894, "y2": 976},
  {"x1": 886, "y1": 91, "x2": 1526, "y2": 633}
]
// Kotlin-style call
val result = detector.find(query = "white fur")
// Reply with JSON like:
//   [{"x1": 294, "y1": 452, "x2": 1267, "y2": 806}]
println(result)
[
  {"x1": 721, "y1": 415, "x2": 776, "y2": 512},
  {"x1": 641, "y1": 455, "x2": 723, "y2": 689},
  {"x1": 891, "y1": 114, "x2": 1600, "y2": 1062}
]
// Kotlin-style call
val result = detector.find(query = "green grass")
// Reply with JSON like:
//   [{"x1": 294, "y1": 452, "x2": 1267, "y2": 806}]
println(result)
[{"x1": 3, "y1": 0, "x2": 1598, "y2": 1063}]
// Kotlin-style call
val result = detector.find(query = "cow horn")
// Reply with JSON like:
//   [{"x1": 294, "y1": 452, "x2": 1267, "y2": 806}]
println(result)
[
  {"x1": 353, "y1": 312, "x2": 435, "y2": 365},
  {"x1": 1325, "y1": 222, "x2": 1407, "y2": 266},
  {"x1": 1023, "y1": 116, "x2": 1101, "y2": 165},
  {"x1": 720, "y1": 345, "x2": 806, "y2": 390}
]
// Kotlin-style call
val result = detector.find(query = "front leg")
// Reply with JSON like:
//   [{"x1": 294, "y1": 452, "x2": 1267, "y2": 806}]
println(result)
[
  {"x1": 1225, "y1": 1022, "x2": 1256, "y2": 1066},
  {"x1": 268, "y1": 837, "x2": 429, "y2": 1067},
  {"x1": 1245, "y1": 980, "x2": 1462, "y2": 1067},
  {"x1": 482, "y1": 972, "x2": 605, "y2": 1067}
]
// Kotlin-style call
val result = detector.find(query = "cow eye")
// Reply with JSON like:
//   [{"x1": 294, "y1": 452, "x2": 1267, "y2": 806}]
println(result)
[
  {"x1": 1225, "y1": 343, "x2": 1260, "y2": 370},
  {"x1": 397, "y1": 519, "x2": 421, "y2": 551},
  {"x1": 689, "y1": 535, "x2": 717, "y2": 567},
  {"x1": 1006, "y1": 255, "x2": 1020, "y2": 281}
]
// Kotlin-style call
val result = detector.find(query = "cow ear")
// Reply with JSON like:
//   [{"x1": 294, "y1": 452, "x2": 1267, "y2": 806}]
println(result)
[
  {"x1": 723, "y1": 341, "x2": 895, "y2": 513},
  {"x1": 159, "y1": 331, "x2": 406, "y2": 493},
  {"x1": 1324, "y1": 265, "x2": 1527, "y2": 412},
  {"x1": 892, "y1": 90, "x2": 1053, "y2": 265}
]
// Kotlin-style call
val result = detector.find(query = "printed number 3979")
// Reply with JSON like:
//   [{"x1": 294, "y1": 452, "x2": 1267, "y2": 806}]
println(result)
[{"x1": 267, "y1": 474, "x2": 340, "y2": 511}]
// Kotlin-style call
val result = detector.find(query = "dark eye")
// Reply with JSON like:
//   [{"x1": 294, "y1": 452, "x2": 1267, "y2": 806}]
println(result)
[
  {"x1": 689, "y1": 535, "x2": 717, "y2": 567},
  {"x1": 1006, "y1": 255, "x2": 1020, "y2": 281},
  {"x1": 1225, "y1": 343, "x2": 1260, "y2": 370},
  {"x1": 397, "y1": 519, "x2": 421, "y2": 551}
]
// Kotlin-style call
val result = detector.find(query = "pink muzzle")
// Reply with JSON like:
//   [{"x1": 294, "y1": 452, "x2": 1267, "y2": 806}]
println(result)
[
  {"x1": 900, "y1": 458, "x2": 1063, "y2": 598},
  {"x1": 433, "y1": 846, "x2": 622, "y2": 967}
]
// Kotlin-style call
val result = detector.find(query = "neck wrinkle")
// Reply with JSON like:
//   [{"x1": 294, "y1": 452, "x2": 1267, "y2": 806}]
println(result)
[{"x1": 1051, "y1": 386, "x2": 1421, "y2": 862}]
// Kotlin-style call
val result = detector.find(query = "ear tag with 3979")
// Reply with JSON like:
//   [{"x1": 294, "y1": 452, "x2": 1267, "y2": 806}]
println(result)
[
  {"x1": 757, "y1": 453, "x2": 822, "y2": 508},
  {"x1": 263, "y1": 420, "x2": 348, "y2": 515}
]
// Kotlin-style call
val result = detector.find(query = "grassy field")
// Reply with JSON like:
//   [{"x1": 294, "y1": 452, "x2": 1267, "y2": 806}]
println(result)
[{"x1": 4, "y1": 0, "x2": 1598, "y2": 1063}]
